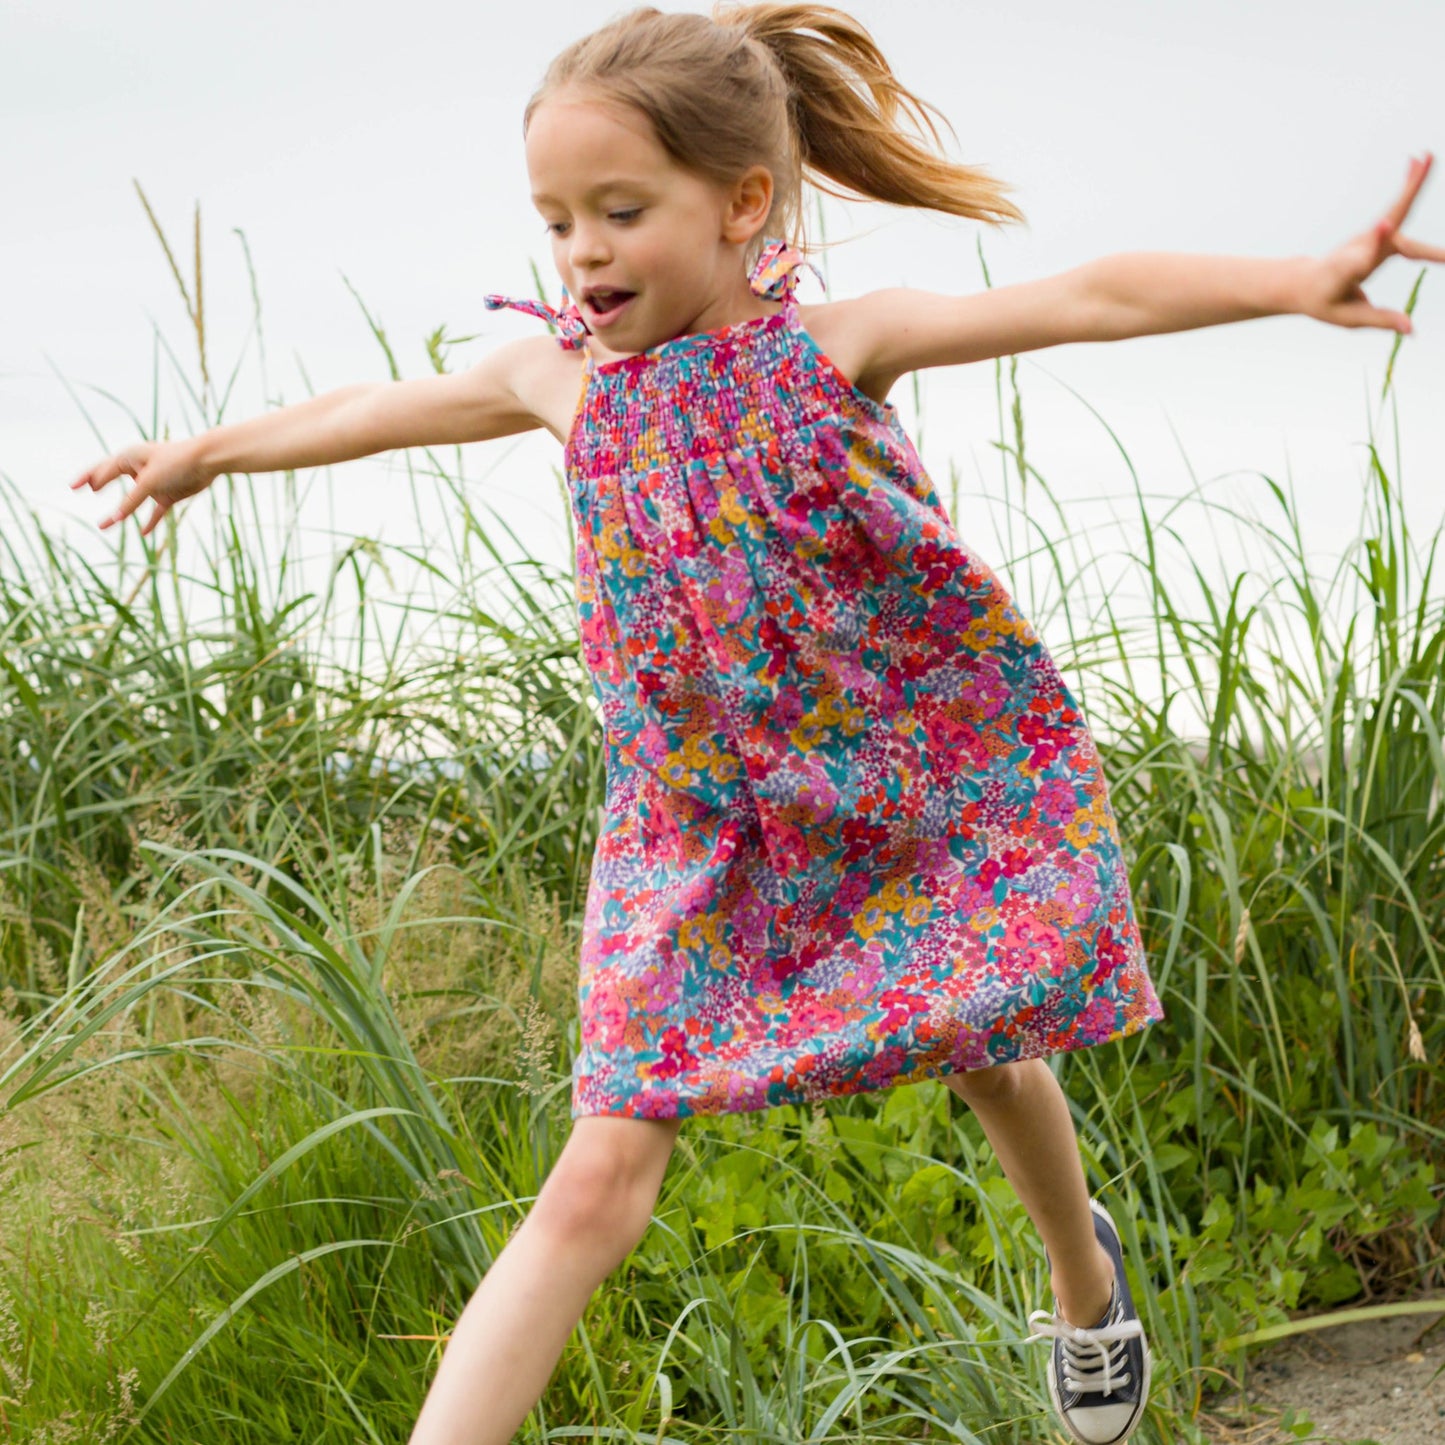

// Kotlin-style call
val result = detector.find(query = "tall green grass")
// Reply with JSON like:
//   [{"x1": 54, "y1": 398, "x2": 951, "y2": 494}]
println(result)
[{"x1": 0, "y1": 203, "x2": 1439, "y2": 1442}]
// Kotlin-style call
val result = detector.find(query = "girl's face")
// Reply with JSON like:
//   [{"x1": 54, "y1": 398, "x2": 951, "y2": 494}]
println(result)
[{"x1": 525, "y1": 94, "x2": 772, "y2": 354}]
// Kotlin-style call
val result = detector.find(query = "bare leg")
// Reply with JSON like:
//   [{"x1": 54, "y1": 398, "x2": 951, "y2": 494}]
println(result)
[
  {"x1": 943, "y1": 1057, "x2": 1115, "y2": 1327},
  {"x1": 408, "y1": 1113, "x2": 684, "y2": 1445}
]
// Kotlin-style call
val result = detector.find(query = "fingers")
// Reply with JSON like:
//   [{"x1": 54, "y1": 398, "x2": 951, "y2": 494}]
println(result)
[
  {"x1": 98, "y1": 479, "x2": 147, "y2": 531},
  {"x1": 1380, "y1": 152, "x2": 1433, "y2": 236},
  {"x1": 1332, "y1": 296, "x2": 1413, "y2": 333},
  {"x1": 72, "y1": 452, "x2": 140, "y2": 493},
  {"x1": 71, "y1": 456, "x2": 119, "y2": 491},
  {"x1": 141, "y1": 500, "x2": 171, "y2": 538},
  {"x1": 1391, "y1": 230, "x2": 1445, "y2": 264}
]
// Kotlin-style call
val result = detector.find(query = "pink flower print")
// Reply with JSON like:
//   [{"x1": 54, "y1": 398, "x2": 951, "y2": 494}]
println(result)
[
  {"x1": 584, "y1": 990, "x2": 632, "y2": 1049},
  {"x1": 875, "y1": 985, "x2": 929, "y2": 1037},
  {"x1": 843, "y1": 955, "x2": 885, "y2": 1000},
  {"x1": 833, "y1": 870, "x2": 872, "y2": 917},
  {"x1": 1089, "y1": 924, "x2": 1130, "y2": 985},
  {"x1": 641, "y1": 966, "x2": 682, "y2": 1014},
  {"x1": 925, "y1": 593, "x2": 973, "y2": 635},
  {"x1": 758, "y1": 810, "x2": 810, "y2": 873},
  {"x1": 912, "y1": 539, "x2": 956, "y2": 591},
  {"x1": 1034, "y1": 778, "x2": 1079, "y2": 825},
  {"x1": 858, "y1": 1043, "x2": 910, "y2": 1087},
  {"x1": 772, "y1": 683, "x2": 806, "y2": 733},
  {"x1": 648, "y1": 1024, "x2": 697, "y2": 1081},
  {"x1": 757, "y1": 615, "x2": 803, "y2": 682},
  {"x1": 1001, "y1": 915, "x2": 1066, "y2": 979},
  {"x1": 956, "y1": 870, "x2": 998, "y2": 916},
  {"x1": 1018, "y1": 715, "x2": 1065, "y2": 770},
  {"x1": 840, "y1": 814, "x2": 890, "y2": 866},
  {"x1": 922, "y1": 704, "x2": 969, "y2": 756},
  {"x1": 1000, "y1": 846, "x2": 1033, "y2": 879},
  {"x1": 633, "y1": 1090, "x2": 682, "y2": 1119},
  {"x1": 1079, "y1": 996, "x2": 1118, "y2": 1040},
  {"x1": 1058, "y1": 869, "x2": 1102, "y2": 925},
  {"x1": 953, "y1": 724, "x2": 993, "y2": 772},
  {"x1": 959, "y1": 667, "x2": 1012, "y2": 723},
  {"x1": 633, "y1": 718, "x2": 672, "y2": 766},
  {"x1": 777, "y1": 996, "x2": 845, "y2": 1048},
  {"x1": 666, "y1": 522, "x2": 701, "y2": 560},
  {"x1": 708, "y1": 553, "x2": 755, "y2": 624}
]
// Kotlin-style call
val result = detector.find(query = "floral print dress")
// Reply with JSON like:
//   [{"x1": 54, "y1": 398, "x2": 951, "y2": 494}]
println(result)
[{"x1": 484, "y1": 240, "x2": 1164, "y2": 1120}]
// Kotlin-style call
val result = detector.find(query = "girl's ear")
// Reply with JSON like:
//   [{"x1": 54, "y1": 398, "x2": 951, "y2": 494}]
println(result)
[{"x1": 721, "y1": 165, "x2": 774, "y2": 245}]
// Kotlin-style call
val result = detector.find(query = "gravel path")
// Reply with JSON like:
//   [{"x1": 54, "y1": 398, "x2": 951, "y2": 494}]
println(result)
[{"x1": 1202, "y1": 1296, "x2": 1445, "y2": 1444}]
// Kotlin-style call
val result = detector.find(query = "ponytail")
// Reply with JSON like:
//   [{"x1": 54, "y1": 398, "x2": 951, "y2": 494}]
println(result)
[
  {"x1": 716, "y1": 2, "x2": 1024, "y2": 231},
  {"x1": 525, "y1": 4, "x2": 1023, "y2": 259}
]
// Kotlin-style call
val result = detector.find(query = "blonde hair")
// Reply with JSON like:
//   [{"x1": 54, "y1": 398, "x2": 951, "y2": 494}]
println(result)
[{"x1": 522, "y1": 3, "x2": 1024, "y2": 260}]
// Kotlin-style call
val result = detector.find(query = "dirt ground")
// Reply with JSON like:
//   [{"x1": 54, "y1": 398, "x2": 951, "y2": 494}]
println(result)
[{"x1": 1200, "y1": 1296, "x2": 1445, "y2": 1445}]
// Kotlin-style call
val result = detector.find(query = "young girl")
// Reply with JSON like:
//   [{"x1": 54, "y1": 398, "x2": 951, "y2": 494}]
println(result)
[{"x1": 71, "y1": 5, "x2": 1440, "y2": 1443}]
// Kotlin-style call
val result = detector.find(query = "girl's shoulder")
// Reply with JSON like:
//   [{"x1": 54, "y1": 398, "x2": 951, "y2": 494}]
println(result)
[
  {"x1": 795, "y1": 292, "x2": 903, "y2": 412},
  {"x1": 502, "y1": 334, "x2": 589, "y2": 445}
]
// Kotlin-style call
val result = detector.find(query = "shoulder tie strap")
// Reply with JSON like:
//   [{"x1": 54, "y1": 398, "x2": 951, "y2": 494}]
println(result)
[
  {"x1": 748, "y1": 237, "x2": 826, "y2": 311},
  {"x1": 482, "y1": 288, "x2": 590, "y2": 350}
]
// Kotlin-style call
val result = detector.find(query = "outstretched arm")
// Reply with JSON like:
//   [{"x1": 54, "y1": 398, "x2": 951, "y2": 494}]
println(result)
[
  {"x1": 71, "y1": 336, "x2": 553, "y2": 536},
  {"x1": 852, "y1": 152, "x2": 1443, "y2": 393}
]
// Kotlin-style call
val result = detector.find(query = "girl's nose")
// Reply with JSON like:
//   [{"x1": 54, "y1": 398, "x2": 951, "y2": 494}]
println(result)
[{"x1": 568, "y1": 221, "x2": 611, "y2": 269}]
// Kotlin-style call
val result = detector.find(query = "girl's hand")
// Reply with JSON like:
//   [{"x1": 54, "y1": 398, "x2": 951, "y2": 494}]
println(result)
[
  {"x1": 70, "y1": 437, "x2": 214, "y2": 536},
  {"x1": 1301, "y1": 152, "x2": 1445, "y2": 333}
]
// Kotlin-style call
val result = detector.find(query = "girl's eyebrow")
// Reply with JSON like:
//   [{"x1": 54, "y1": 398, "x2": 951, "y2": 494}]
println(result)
[{"x1": 531, "y1": 178, "x2": 654, "y2": 206}]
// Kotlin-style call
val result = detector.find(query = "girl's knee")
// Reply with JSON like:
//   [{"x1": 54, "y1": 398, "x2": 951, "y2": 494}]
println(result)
[
  {"x1": 943, "y1": 1057, "x2": 1037, "y2": 1107},
  {"x1": 531, "y1": 1115, "x2": 682, "y2": 1248}
]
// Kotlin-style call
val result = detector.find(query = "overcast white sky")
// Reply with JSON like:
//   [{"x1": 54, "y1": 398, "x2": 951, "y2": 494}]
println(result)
[{"x1": 3, "y1": 0, "x2": 1443, "y2": 681}]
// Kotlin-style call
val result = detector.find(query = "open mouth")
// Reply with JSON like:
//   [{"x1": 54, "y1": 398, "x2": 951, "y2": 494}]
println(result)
[{"x1": 582, "y1": 289, "x2": 636, "y2": 325}]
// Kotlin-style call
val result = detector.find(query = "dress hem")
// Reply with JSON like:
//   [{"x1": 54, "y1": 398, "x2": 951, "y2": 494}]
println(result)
[{"x1": 567, "y1": 997, "x2": 1167, "y2": 1122}]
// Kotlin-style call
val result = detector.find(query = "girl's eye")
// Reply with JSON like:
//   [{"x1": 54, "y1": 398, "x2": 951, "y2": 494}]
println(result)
[
  {"x1": 609, "y1": 208, "x2": 641, "y2": 223},
  {"x1": 545, "y1": 221, "x2": 570, "y2": 237}
]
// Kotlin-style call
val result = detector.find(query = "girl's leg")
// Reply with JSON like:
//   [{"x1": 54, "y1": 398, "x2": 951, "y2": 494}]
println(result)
[
  {"x1": 942, "y1": 1057, "x2": 1115, "y2": 1328},
  {"x1": 408, "y1": 1113, "x2": 684, "y2": 1445}
]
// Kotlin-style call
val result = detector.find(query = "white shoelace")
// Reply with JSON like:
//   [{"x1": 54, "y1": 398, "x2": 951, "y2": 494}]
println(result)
[{"x1": 1025, "y1": 1305, "x2": 1144, "y2": 1396}]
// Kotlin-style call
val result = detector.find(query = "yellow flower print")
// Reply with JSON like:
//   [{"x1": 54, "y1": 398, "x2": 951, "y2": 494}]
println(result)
[
  {"x1": 879, "y1": 878, "x2": 912, "y2": 913},
  {"x1": 680, "y1": 734, "x2": 718, "y2": 772},
  {"x1": 815, "y1": 693, "x2": 853, "y2": 728},
  {"x1": 855, "y1": 902, "x2": 888, "y2": 941},
  {"x1": 904, "y1": 896, "x2": 933, "y2": 927},
  {"x1": 969, "y1": 906, "x2": 999, "y2": 934},
  {"x1": 711, "y1": 754, "x2": 742, "y2": 784},
  {"x1": 660, "y1": 753, "x2": 697, "y2": 788},
  {"x1": 719, "y1": 487, "x2": 751, "y2": 528},
  {"x1": 678, "y1": 912, "x2": 727, "y2": 953},
  {"x1": 791, "y1": 715, "x2": 825, "y2": 750},
  {"x1": 596, "y1": 520, "x2": 626, "y2": 561},
  {"x1": 1064, "y1": 807, "x2": 1103, "y2": 850},
  {"x1": 1091, "y1": 796, "x2": 1121, "y2": 847},
  {"x1": 961, "y1": 601, "x2": 1030, "y2": 653}
]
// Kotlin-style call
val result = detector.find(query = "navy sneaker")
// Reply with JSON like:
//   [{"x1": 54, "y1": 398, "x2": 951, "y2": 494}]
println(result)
[{"x1": 1025, "y1": 1199, "x2": 1151, "y2": 1444}]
